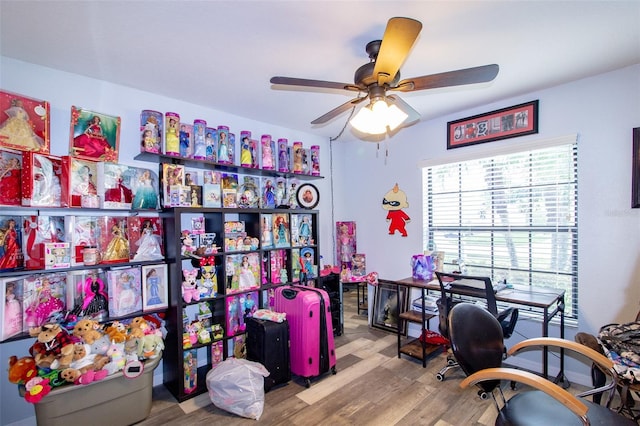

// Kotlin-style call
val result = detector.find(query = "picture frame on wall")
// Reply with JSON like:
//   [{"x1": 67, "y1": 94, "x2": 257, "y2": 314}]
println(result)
[
  {"x1": 296, "y1": 183, "x2": 319, "y2": 209},
  {"x1": 372, "y1": 280, "x2": 408, "y2": 335},
  {"x1": 69, "y1": 106, "x2": 121, "y2": 162},
  {"x1": 141, "y1": 264, "x2": 168, "y2": 311},
  {"x1": 447, "y1": 100, "x2": 539, "y2": 149},
  {"x1": 633, "y1": 127, "x2": 640, "y2": 209}
]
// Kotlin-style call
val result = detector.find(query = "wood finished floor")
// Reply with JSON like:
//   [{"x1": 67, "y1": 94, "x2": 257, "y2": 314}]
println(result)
[{"x1": 136, "y1": 289, "x2": 593, "y2": 426}]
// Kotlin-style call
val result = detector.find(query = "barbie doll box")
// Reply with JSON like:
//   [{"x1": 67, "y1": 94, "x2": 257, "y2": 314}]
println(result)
[
  {"x1": 21, "y1": 152, "x2": 65, "y2": 207},
  {"x1": 0, "y1": 148, "x2": 22, "y2": 206},
  {"x1": 97, "y1": 162, "x2": 135, "y2": 209},
  {"x1": 61, "y1": 156, "x2": 99, "y2": 208},
  {"x1": 0, "y1": 89, "x2": 50, "y2": 154}
]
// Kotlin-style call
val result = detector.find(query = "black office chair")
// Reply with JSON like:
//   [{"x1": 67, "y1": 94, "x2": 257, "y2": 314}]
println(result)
[
  {"x1": 435, "y1": 272, "x2": 519, "y2": 382},
  {"x1": 450, "y1": 302, "x2": 635, "y2": 425}
]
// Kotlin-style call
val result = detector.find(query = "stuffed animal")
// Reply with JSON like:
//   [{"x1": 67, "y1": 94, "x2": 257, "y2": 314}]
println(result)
[
  {"x1": 104, "y1": 321, "x2": 127, "y2": 343},
  {"x1": 72, "y1": 318, "x2": 103, "y2": 344},
  {"x1": 64, "y1": 342, "x2": 109, "y2": 373},
  {"x1": 103, "y1": 340, "x2": 127, "y2": 375},
  {"x1": 182, "y1": 269, "x2": 200, "y2": 303},
  {"x1": 137, "y1": 334, "x2": 164, "y2": 360},
  {"x1": 7, "y1": 355, "x2": 37, "y2": 384},
  {"x1": 28, "y1": 324, "x2": 76, "y2": 369},
  {"x1": 127, "y1": 317, "x2": 149, "y2": 339},
  {"x1": 89, "y1": 335, "x2": 111, "y2": 356}
]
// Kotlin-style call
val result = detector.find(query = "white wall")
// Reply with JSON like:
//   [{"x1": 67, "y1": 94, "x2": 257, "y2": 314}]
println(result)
[
  {"x1": 0, "y1": 57, "x2": 331, "y2": 425},
  {"x1": 331, "y1": 64, "x2": 640, "y2": 380}
]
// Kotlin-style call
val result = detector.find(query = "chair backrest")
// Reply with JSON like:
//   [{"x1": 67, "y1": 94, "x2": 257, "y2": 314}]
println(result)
[
  {"x1": 449, "y1": 302, "x2": 505, "y2": 393},
  {"x1": 435, "y1": 271, "x2": 499, "y2": 314}
]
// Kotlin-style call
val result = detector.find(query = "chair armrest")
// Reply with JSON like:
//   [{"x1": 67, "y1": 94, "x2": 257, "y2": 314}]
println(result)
[
  {"x1": 460, "y1": 367, "x2": 588, "y2": 423},
  {"x1": 508, "y1": 337, "x2": 614, "y2": 372}
]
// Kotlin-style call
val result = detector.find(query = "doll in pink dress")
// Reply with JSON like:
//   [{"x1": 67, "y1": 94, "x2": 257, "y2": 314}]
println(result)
[
  {"x1": 4, "y1": 282, "x2": 22, "y2": 337},
  {"x1": 72, "y1": 115, "x2": 113, "y2": 160},
  {"x1": 24, "y1": 277, "x2": 64, "y2": 327}
]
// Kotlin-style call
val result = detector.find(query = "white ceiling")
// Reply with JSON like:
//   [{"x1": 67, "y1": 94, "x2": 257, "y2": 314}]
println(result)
[{"x1": 1, "y1": 1, "x2": 639, "y2": 140}]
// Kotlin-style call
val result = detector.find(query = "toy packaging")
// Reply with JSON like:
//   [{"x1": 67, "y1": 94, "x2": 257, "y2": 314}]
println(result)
[
  {"x1": 310, "y1": 145, "x2": 320, "y2": 176},
  {"x1": 97, "y1": 216, "x2": 130, "y2": 264},
  {"x1": 261, "y1": 134, "x2": 275, "y2": 170},
  {"x1": 352, "y1": 253, "x2": 367, "y2": 277},
  {"x1": 277, "y1": 138, "x2": 289, "y2": 172},
  {"x1": 202, "y1": 170, "x2": 222, "y2": 208},
  {"x1": 97, "y1": 162, "x2": 135, "y2": 209},
  {"x1": 290, "y1": 249, "x2": 301, "y2": 283},
  {"x1": 192, "y1": 119, "x2": 207, "y2": 160},
  {"x1": 199, "y1": 261, "x2": 218, "y2": 299},
  {"x1": 299, "y1": 247, "x2": 316, "y2": 284},
  {"x1": 224, "y1": 221, "x2": 246, "y2": 252},
  {"x1": 66, "y1": 215, "x2": 98, "y2": 266},
  {"x1": 44, "y1": 242, "x2": 71, "y2": 269},
  {"x1": 179, "y1": 122, "x2": 193, "y2": 158},
  {"x1": 0, "y1": 215, "x2": 24, "y2": 271},
  {"x1": 217, "y1": 126, "x2": 233, "y2": 164},
  {"x1": 260, "y1": 214, "x2": 273, "y2": 249},
  {"x1": 0, "y1": 148, "x2": 23, "y2": 206},
  {"x1": 272, "y1": 213, "x2": 290, "y2": 248},
  {"x1": 411, "y1": 253, "x2": 434, "y2": 281},
  {"x1": 226, "y1": 253, "x2": 260, "y2": 294},
  {"x1": 260, "y1": 177, "x2": 276, "y2": 209},
  {"x1": 61, "y1": 156, "x2": 99, "y2": 208},
  {"x1": 211, "y1": 340, "x2": 224, "y2": 369},
  {"x1": 130, "y1": 166, "x2": 160, "y2": 210},
  {"x1": 142, "y1": 264, "x2": 168, "y2": 311},
  {"x1": 239, "y1": 130, "x2": 253, "y2": 167},
  {"x1": 286, "y1": 178, "x2": 300, "y2": 209},
  {"x1": 67, "y1": 269, "x2": 109, "y2": 321},
  {"x1": 336, "y1": 221, "x2": 356, "y2": 270},
  {"x1": 221, "y1": 173, "x2": 238, "y2": 208},
  {"x1": 1, "y1": 277, "x2": 24, "y2": 340},
  {"x1": 21, "y1": 152, "x2": 64, "y2": 207},
  {"x1": 22, "y1": 272, "x2": 66, "y2": 328},
  {"x1": 226, "y1": 291, "x2": 258, "y2": 337},
  {"x1": 164, "y1": 112, "x2": 180, "y2": 156},
  {"x1": 291, "y1": 214, "x2": 313, "y2": 247},
  {"x1": 23, "y1": 215, "x2": 65, "y2": 270},
  {"x1": 128, "y1": 216, "x2": 163, "y2": 262},
  {"x1": 69, "y1": 106, "x2": 120, "y2": 162},
  {"x1": 269, "y1": 249, "x2": 287, "y2": 285},
  {"x1": 200, "y1": 232, "x2": 219, "y2": 256},
  {"x1": 292, "y1": 141, "x2": 304, "y2": 174},
  {"x1": 0, "y1": 89, "x2": 50, "y2": 154},
  {"x1": 107, "y1": 266, "x2": 142, "y2": 317},
  {"x1": 140, "y1": 110, "x2": 162, "y2": 154},
  {"x1": 205, "y1": 126, "x2": 218, "y2": 162},
  {"x1": 161, "y1": 163, "x2": 185, "y2": 207},
  {"x1": 183, "y1": 349, "x2": 197, "y2": 394},
  {"x1": 238, "y1": 175, "x2": 260, "y2": 208},
  {"x1": 275, "y1": 177, "x2": 287, "y2": 208}
]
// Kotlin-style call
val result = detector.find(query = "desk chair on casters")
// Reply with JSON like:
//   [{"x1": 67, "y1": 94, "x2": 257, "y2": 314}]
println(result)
[
  {"x1": 450, "y1": 302, "x2": 635, "y2": 425},
  {"x1": 434, "y1": 272, "x2": 519, "y2": 383}
]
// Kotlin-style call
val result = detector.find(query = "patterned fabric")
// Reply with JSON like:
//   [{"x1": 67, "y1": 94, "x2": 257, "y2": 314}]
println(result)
[{"x1": 598, "y1": 321, "x2": 640, "y2": 384}]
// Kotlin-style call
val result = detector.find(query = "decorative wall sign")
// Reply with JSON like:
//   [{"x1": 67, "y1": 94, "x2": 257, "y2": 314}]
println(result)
[
  {"x1": 296, "y1": 183, "x2": 319, "y2": 209},
  {"x1": 447, "y1": 100, "x2": 539, "y2": 149}
]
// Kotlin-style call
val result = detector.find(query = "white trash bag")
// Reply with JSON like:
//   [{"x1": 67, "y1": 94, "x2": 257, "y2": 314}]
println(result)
[{"x1": 206, "y1": 358, "x2": 270, "y2": 420}]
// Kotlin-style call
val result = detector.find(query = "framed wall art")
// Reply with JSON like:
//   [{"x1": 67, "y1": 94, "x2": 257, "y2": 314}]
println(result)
[
  {"x1": 69, "y1": 106, "x2": 121, "y2": 162},
  {"x1": 372, "y1": 280, "x2": 408, "y2": 335},
  {"x1": 633, "y1": 127, "x2": 640, "y2": 208},
  {"x1": 447, "y1": 100, "x2": 539, "y2": 149},
  {"x1": 296, "y1": 183, "x2": 319, "y2": 209},
  {"x1": 141, "y1": 264, "x2": 168, "y2": 311}
]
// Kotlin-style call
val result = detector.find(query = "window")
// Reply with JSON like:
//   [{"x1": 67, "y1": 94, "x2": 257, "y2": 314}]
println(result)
[{"x1": 423, "y1": 141, "x2": 578, "y2": 318}]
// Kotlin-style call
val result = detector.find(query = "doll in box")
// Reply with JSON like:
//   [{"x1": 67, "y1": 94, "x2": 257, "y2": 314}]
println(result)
[
  {"x1": 103, "y1": 222, "x2": 130, "y2": 262},
  {"x1": 0, "y1": 155, "x2": 21, "y2": 205},
  {"x1": 133, "y1": 219, "x2": 163, "y2": 261},
  {"x1": 0, "y1": 218, "x2": 22, "y2": 270},
  {"x1": 132, "y1": 169, "x2": 158, "y2": 210},
  {"x1": 0, "y1": 98, "x2": 45, "y2": 151},
  {"x1": 238, "y1": 255, "x2": 257, "y2": 290},
  {"x1": 4, "y1": 281, "x2": 22, "y2": 338},
  {"x1": 24, "y1": 276, "x2": 65, "y2": 327},
  {"x1": 72, "y1": 115, "x2": 113, "y2": 160},
  {"x1": 79, "y1": 270, "x2": 108, "y2": 318}
]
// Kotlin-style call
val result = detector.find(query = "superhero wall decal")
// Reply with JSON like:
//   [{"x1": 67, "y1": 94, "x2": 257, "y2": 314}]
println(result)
[{"x1": 382, "y1": 183, "x2": 410, "y2": 237}]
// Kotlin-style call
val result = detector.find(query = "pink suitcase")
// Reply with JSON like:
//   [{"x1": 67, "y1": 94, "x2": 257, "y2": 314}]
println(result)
[{"x1": 274, "y1": 285, "x2": 337, "y2": 387}]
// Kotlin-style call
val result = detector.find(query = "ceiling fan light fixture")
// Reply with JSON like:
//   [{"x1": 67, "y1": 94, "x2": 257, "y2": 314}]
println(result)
[{"x1": 350, "y1": 98, "x2": 408, "y2": 135}]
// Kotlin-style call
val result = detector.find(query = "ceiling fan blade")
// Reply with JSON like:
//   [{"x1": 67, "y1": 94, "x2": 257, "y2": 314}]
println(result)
[
  {"x1": 373, "y1": 17, "x2": 422, "y2": 86},
  {"x1": 311, "y1": 96, "x2": 368, "y2": 125},
  {"x1": 387, "y1": 95, "x2": 420, "y2": 127},
  {"x1": 394, "y1": 64, "x2": 499, "y2": 92},
  {"x1": 270, "y1": 76, "x2": 361, "y2": 92}
]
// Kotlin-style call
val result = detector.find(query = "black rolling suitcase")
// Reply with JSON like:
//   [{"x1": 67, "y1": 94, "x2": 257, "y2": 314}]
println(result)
[
  {"x1": 245, "y1": 316, "x2": 291, "y2": 391},
  {"x1": 318, "y1": 273, "x2": 343, "y2": 336}
]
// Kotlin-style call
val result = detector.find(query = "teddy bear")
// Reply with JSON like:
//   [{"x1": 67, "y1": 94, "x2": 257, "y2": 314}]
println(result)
[
  {"x1": 7, "y1": 355, "x2": 37, "y2": 384},
  {"x1": 28, "y1": 323, "x2": 76, "y2": 369},
  {"x1": 72, "y1": 318, "x2": 103, "y2": 344},
  {"x1": 182, "y1": 269, "x2": 200, "y2": 303}
]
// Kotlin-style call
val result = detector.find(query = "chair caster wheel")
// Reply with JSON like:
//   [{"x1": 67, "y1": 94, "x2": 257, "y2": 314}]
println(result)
[
  {"x1": 446, "y1": 358, "x2": 456, "y2": 366},
  {"x1": 478, "y1": 390, "x2": 489, "y2": 400},
  {"x1": 436, "y1": 373, "x2": 445, "y2": 382}
]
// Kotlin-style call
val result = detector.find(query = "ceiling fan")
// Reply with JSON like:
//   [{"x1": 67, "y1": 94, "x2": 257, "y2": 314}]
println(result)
[{"x1": 270, "y1": 17, "x2": 499, "y2": 136}]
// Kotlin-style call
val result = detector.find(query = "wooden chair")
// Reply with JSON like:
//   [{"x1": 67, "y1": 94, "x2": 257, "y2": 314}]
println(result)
[{"x1": 449, "y1": 302, "x2": 635, "y2": 425}]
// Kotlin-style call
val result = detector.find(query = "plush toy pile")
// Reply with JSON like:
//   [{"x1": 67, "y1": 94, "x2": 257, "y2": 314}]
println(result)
[{"x1": 7, "y1": 314, "x2": 166, "y2": 403}]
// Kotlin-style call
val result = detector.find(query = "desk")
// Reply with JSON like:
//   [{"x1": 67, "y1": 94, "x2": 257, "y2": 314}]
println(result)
[{"x1": 394, "y1": 277, "x2": 566, "y2": 383}]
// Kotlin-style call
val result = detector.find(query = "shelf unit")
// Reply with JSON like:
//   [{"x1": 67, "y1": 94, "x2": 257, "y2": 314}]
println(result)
[{"x1": 135, "y1": 152, "x2": 323, "y2": 402}]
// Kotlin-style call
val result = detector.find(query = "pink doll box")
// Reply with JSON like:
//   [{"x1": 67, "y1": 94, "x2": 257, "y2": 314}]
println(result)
[
  {"x1": 0, "y1": 215, "x2": 24, "y2": 271},
  {"x1": 67, "y1": 215, "x2": 99, "y2": 266},
  {"x1": 161, "y1": 163, "x2": 185, "y2": 207},
  {"x1": 23, "y1": 215, "x2": 65, "y2": 270},
  {"x1": 97, "y1": 216, "x2": 130, "y2": 264},
  {"x1": 127, "y1": 216, "x2": 164, "y2": 262},
  {"x1": 140, "y1": 110, "x2": 163, "y2": 154},
  {"x1": 0, "y1": 148, "x2": 23, "y2": 206},
  {"x1": 21, "y1": 152, "x2": 65, "y2": 207},
  {"x1": 61, "y1": 156, "x2": 99, "y2": 208},
  {"x1": 22, "y1": 272, "x2": 66, "y2": 329},
  {"x1": 192, "y1": 119, "x2": 207, "y2": 160},
  {"x1": 1, "y1": 277, "x2": 24, "y2": 341},
  {"x1": 277, "y1": 138, "x2": 289, "y2": 172},
  {"x1": 179, "y1": 122, "x2": 193, "y2": 158},
  {"x1": 310, "y1": 145, "x2": 320, "y2": 176},
  {"x1": 261, "y1": 135, "x2": 275, "y2": 170},
  {"x1": 107, "y1": 266, "x2": 142, "y2": 318},
  {"x1": 0, "y1": 89, "x2": 50, "y2": 154},
  {"x1": 205, "y1": 126, "x2": 218, "y2": 162},
  {"x1": 97, "y1": 162, "x2": 135, "y2": 209},
  {"x1": 164, "y1": 112, "x2": 180, "y2": 156}
]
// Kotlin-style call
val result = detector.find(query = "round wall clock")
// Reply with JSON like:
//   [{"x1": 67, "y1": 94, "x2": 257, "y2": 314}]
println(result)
[{"x1": 296, "y1": 183, "x2": 319, "y2": 209}]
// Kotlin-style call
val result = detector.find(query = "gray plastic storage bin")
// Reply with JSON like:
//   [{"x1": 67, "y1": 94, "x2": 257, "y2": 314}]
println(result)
[{"x1": 30, "y1": 355, "x2": 161, "y2": 426}]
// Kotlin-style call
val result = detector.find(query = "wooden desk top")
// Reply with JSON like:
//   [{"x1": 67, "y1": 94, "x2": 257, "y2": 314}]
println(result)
[{"x1": 391, "y1": 277, "x2": 565, "y2": 309}]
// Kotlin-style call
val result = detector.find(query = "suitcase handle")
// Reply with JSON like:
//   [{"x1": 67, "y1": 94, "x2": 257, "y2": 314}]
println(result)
[{"x1": 282, "y1": 288, "x2": 298, "y2": 300}]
